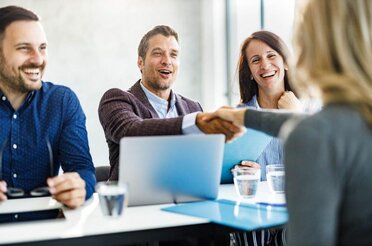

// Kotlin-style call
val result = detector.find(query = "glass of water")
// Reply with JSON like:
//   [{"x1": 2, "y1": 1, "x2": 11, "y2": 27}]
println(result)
[
  {"x1": 232, "y1": 167, "x2": 261, "y2": 198},
  {"x1": 266, "y1": 164, "x2": 285, "y2": 194},
  {"x1": 96, "y1": 181, "x2": 128, "y2": 218}
]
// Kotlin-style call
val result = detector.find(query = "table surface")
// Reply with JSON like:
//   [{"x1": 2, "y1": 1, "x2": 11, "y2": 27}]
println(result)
[{"x1": 0, "y1": 182, "x2": 285, "y2": 245}]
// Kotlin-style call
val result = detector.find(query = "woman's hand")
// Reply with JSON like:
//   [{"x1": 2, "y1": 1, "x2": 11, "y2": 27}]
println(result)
[
  {"x1": 278, "y1": 91, "x2": 303, "y2": 112},
  {"x1": 231, "y1": 160, "x2": 261, "y2": 172}
]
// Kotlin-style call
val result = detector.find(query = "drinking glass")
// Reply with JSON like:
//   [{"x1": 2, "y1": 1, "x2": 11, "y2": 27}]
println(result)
[
  {"x1": 96, "y1": 181, "x2": 128, "y2": 218},
  {"x1": 232, "y1": 167, "x2": 261, "y2": 198},
  {"x1": 266, "y1": 164, "x2": 285, "y2": 194}
]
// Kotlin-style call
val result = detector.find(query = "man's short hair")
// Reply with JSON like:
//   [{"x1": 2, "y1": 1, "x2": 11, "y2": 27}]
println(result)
[
  {"x1": 138, "y1": 25, "x2": 178, "y2": 59},
  {"x1": 0, "y1": 6, "x2": 39, "y2": 44}
]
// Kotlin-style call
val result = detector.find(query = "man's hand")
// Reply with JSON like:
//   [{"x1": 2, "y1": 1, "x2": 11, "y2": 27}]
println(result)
[
  {"x1": 196, "y1": 112, "x2": 245, "y2": 142},
  {"x1": 278, "y1": 91, "x2": 303, "y2": 111},
  {"x1": 0, "y1": 181, "x2": 7, "y2": 201},
  {"x1": 47, "y1": 172, "x2": 86, "y2": 209}
]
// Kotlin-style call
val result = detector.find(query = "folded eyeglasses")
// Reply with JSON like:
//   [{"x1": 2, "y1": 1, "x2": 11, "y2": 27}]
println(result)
[{"x1": 0, "y1": 137, "x2": 54, "y2": 198}]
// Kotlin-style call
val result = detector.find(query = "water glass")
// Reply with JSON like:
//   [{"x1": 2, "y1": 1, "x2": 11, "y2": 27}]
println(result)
[
  {"x1": 266, "y1": 165, "x2": 285, "y2": 194},
  {"x1": 96, "y1": 181, "x2": 127, "y2": 218},
  {"x1": 232, "y1": 167, "x2": 261, "y2": 198}
]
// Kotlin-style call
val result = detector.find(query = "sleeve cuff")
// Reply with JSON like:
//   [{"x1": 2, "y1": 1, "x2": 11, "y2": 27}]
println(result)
[{"x1": 182, "y1": 112, "x2": 204, "y2": 134}]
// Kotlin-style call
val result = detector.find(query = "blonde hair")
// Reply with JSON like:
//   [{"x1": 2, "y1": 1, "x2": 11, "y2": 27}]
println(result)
[{"x1": 292, "y1": 0, "x2": 372, "y2": 126}]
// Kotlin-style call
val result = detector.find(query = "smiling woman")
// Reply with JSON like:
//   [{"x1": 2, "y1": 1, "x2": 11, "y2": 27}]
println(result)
[
  {"x1": 230, "y1": 30, "x2": 302, "y2": 246},
  {"x1": 237, "y1": 30, "x2": 301, "y2": 110},
  {"x1": 236, "y1": 31, "x2": 303, "y2": 179}
]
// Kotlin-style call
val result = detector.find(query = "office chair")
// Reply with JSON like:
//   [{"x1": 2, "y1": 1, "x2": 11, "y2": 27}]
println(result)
[{"x1": 95, "y1": 166, "x2": 110, "y2": 182}]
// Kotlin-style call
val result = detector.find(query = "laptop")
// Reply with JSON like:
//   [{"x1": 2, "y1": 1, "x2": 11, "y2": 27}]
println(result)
[{"x1": 119, "y1": 134, "x2": 225, "y2": 206}]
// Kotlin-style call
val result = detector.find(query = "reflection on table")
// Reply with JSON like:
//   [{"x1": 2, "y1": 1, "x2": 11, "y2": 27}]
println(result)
[
  {"x1": 164, "y1": 182, "x2": 287, "y2": 231},
  {"x1": 0, "y1": 182, "x2": 285, "y2": 245}
]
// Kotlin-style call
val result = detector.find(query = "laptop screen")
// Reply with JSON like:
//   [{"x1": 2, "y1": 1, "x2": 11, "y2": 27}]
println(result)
[{"x1": 119, "y1": 134, "x2": 225, "y2": 206}]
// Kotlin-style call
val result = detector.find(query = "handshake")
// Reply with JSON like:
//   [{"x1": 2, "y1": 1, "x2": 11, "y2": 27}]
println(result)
[{"x1": 196, "y1": 107, "x2": 247, "y2": 142}]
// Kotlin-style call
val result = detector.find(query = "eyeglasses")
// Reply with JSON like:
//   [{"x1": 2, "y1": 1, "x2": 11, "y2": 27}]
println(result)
[{"x1": 0, "y1": 137, "x2": 54, "y2": 198}]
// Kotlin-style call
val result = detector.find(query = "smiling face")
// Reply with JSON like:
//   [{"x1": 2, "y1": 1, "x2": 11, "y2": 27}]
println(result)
[
  {"x1": 0, "y1": 20, "x2": 47, "y2": 94},
  {"x1": 137, "y1": 34, "x2": 179, "y2": 99},
  {"x1": 246, "y1": 39, "x2": 286, "y2": 95}
]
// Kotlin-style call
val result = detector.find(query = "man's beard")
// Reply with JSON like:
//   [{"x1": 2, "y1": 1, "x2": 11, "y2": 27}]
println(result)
[
  {"x1": 0, "y1": 52, "x2": 45, "y2": 93},
  {"x1": 146, "y1": 79, "x2": 173, "y2": 91}
]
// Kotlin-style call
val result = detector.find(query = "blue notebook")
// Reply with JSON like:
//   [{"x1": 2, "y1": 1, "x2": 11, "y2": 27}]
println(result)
[
  {"x1": 163, "y1": 199, "x2": 288, "y2": 231},
  {"x1": 221, "y1": 129, "x2": 272, "y2": 183}
]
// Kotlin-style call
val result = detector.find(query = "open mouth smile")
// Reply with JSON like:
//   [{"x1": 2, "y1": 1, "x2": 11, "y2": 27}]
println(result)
[
  {"x1": 22, "y1": 67, "x2": 42, "y2": 82},
  {"x1": 158, "y1": 69, "x2": 172, "y2": 75},
  {"x1": 260, "y1": 71, "x2": 276, "y2": 79},
  {"x1": 158, "y1": 69, "x2": 173, "y2": 78}
]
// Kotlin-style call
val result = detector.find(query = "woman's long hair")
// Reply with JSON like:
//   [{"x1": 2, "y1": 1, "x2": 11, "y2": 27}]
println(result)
[{"x1": 293, "y1": 0, "x2": 372, "y2": 126}]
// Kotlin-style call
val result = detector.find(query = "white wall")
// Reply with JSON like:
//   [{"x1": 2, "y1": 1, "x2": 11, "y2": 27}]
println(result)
[
  {"x1": 229, "y1": 0, "x2": 262, "y2": 104},
  {"x1": 200, "y1": 0, "x2": 228, "y2": 110},
  {"x1": 264, "y1": 0, "x2": 296, "y2": 50},
  {"x1": 0, "y1": 0, "x2": 226, "y2": 166}
]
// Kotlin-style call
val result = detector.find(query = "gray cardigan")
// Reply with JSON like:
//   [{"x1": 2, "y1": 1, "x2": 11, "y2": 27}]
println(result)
[{"x1": 244, "y1": 104, "x2": 372, "y2": 246}]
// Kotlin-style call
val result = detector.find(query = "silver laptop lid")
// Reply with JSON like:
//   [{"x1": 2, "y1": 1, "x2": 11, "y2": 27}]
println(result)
[{"x1": 119, "y1": 134, "x2": 224, "y2": 206}]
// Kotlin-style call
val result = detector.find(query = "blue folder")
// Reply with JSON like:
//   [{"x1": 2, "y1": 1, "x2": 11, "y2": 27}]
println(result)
[
  {"x1": 221, "y1": 129, "x2": 272, "y2": 183},
  {"x1": 163, "y1": 199, "x2": 288, "y2": 231}
]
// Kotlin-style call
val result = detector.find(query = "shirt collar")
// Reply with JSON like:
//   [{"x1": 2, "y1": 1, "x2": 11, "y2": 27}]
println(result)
[
  {"x1": 252, "y1": 95, "x2": 261, "y2": 109},
  {"x1": 140, "y1": 81, "x2": 176, "y2": 109},
  {"x1": 25, "y1": 91, "x2": 35, "y2": 103},
  {"x1": 0, "y1": 89, "x2": 36, "y2": 109}
]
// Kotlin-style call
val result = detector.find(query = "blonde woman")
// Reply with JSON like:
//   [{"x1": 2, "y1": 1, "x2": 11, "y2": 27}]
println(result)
[{"x1": 204, "y1": 0, "x2": 372, "y2": 244}]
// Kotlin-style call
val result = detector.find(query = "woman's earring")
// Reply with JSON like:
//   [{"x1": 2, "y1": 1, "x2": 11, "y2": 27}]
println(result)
[{"x1": 250, "y1": 76, "x2": 254, "y2": 80}]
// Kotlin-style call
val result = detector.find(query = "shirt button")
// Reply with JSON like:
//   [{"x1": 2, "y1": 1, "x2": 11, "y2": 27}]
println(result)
[
  {"x1": 13, "y1": 114, "x2": 17, "y2": 119},
  {"x1": 13, "y1": 144, "x2": 17, "y2": 149},
  {"x1": 1, "y1": 96, "x2": 6, "y2": 101},
  {"x1": 13, "y1": 173, "x2": 17, "y2": 178}
]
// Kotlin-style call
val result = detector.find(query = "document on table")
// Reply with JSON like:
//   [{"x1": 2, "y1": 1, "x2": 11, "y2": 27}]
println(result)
[
  {"x1": 0, "y1": 197, "x2": 62, "y2": 214},
  {"x1": 163, "y1": 199, "x2": 288, "y2": 231},
  {"x1": 221, "y1": 129, "x2": 272, "y2": 183}
]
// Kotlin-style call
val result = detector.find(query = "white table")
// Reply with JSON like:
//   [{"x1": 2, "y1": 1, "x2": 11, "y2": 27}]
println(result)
[
  {"x1": 219, "y1": 182, "x2": 286, "y2": 205},
  {"x1": 0, "y1": 182, "x2": 285, "y2": 245}
]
